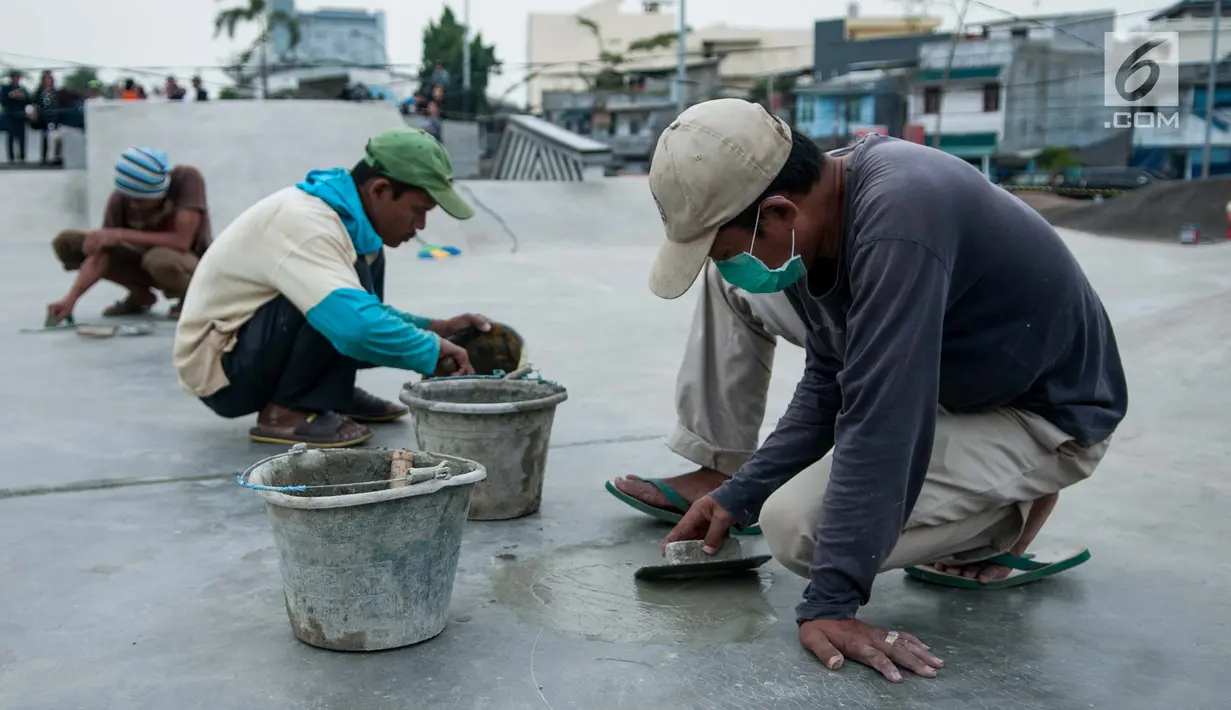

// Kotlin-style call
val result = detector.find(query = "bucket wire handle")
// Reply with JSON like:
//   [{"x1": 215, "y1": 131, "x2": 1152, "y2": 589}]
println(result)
[
  {"x1": 503, "y1": 364, "x2": 534, "y2": 380},
  {"x1": 237, "y1": 446, "x2": 453, "y2": 493}
]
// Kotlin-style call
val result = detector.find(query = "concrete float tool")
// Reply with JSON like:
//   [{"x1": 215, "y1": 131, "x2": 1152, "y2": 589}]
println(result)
[
  {"x1": 21, "y1": 312, "x2": 154, "y2": 337},
  {"x1": 635, "y1": 539, "x2": 772, "y2": 582}
]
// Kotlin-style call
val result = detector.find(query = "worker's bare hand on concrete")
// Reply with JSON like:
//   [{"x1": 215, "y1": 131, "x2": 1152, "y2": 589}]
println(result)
[
  {"x1": 663, "y1": 495, "x2": 732, "y2": 556},
  {"x1": 429, "y1": 313, "x2": 492, "y2": 339},
  {"x1": 82, "y1": 230, "x2": 120, "y2": 256},
  {"x1": 46, "y1": 298, "x2": 74, "y2": 326},
  {"x1": 435, "y1": 338, "x2": 475, "y2": 376},
  {"x1": 799, "y1": 619, "x2": 943, "y2": 683}
]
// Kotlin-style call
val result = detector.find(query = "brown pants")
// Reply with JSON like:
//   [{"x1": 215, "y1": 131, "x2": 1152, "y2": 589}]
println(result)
[{"x1": 52, "y1": 230, "x2": 198, "y2": 299}]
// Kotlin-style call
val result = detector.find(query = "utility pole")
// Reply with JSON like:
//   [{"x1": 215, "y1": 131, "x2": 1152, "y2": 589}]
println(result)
[
  {"x1": 676, "y1": 0, "x2": 687, "y2": 113},
  {"x1": 1201, "y1": 0, "x2": 1222, "y2": 179},
  {"x1": 259, "y1": 18, "x2": 270, "y2": 100},
  {"x1": 462, "y1": 0, "x2": 472, "y2": 117},
  {"x1": 933, "y1": 0, "x2": 971, "y2": 149}
]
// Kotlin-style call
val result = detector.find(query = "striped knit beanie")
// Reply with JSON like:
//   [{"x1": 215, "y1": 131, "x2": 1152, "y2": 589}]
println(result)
[{"x1": 114, "y1": 147, "x2": 170, "y2": 199}]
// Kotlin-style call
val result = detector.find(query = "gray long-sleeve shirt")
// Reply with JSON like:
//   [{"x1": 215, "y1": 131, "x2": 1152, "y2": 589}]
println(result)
[{"x1": 709, "y1": 134, "x2": 1128, "y2": 622}]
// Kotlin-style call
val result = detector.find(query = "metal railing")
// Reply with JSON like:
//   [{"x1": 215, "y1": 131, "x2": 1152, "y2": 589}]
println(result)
[{"x1": 490, "y1": 114, "x2": 613, "y2": 181}]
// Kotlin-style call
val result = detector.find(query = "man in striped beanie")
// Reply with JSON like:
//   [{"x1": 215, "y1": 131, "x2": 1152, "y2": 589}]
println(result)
[{"x1": 48, "y1": 146, "x2": 212, "y2": 325}]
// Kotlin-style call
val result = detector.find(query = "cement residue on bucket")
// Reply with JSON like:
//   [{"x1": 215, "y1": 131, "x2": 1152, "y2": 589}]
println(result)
[
  {"x1": 490, "y1": 541, "x2": 777, "y2": 644},
  {"x1": 241, "y1": 448, "x2": 486, "y2": 652},
  {"x1": 401, "y1": 376, "x2": 567, "y2": 520}
]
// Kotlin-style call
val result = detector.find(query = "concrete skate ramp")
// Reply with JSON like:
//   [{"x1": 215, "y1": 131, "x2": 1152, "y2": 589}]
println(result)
[
  {"x1": 423, "y1": 177, "x2": 663, "y2": 254},
  {"x1": 85, "y1": 100, "x2": 406, "y2": 231},
  {"x1": 1016, "y1": 177, "x2": 1231, "y2": 240},
  {"x1": 0, "y1": 170, "x2": 88, "y2": 245}
]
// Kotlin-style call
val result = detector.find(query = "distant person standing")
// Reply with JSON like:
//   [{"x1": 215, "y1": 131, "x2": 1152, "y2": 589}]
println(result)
[
  {"x1": 431, "y1": 62, "x2": 450, "y2": 92},
  {"x1": 1, "y1": 70, "x2": 30, "y2": 163},
  {"x1": 192, "y1": 76, "x2": 208, "y2": 102},
  {"x1": 425, "y1": 101, "x2": 443, "y2": 143},
  {"x1": 120, "y1": 79, "x2": 141, "y2": 100},
  {"x1": 165, "y1": 76, "x2": 186, "y2": 101},
  {"x1": 31, "y1": 71, "x2": 60, "y2": 164}
]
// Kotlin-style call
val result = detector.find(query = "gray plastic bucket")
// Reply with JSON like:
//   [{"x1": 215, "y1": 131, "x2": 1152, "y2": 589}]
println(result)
[
  {"x1": 400, "y1": 377, "x2": 568, "y2": 520},
  {"x1": 240, "y1": 447, "x2": 486, "y2": 651}
]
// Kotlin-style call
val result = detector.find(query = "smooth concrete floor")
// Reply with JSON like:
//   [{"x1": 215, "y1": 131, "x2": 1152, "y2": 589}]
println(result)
[{"x1": 1, "y1": 213, "x2": 1229, "y2": 709}]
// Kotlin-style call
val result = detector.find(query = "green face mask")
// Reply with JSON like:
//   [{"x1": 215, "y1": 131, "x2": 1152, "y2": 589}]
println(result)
[{"x1": 714, "y1": 198, "x2": 807, "y2": 294}]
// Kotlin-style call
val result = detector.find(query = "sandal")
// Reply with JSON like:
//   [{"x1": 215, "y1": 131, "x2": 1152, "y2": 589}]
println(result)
[
  {"x1": 248, "y1": 410, "x2": 373, "y2": 448},
  {"x1": 605, "y1": 477, "x2": 763, "y2": 536},
  {"x1": 904, "y1": 546, "x2": 1091, "y2": 590},
  {"x1": 341, "y1": 387, "x2": 410, "y2": 423},
  {"x1": 102, "y1": 298, "x2": 153, "y2": 317}
]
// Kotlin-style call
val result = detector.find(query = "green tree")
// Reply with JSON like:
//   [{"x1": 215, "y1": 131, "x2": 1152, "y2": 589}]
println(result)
[
  {"x1": 221, "y1": 51, "x2": 257, "y2": 98},
  {"x1": 213, "y1": 0, "x2": 301, "y2": 97},
  {"x1": 219, "y1": 86, "x2": 242, "y2": 100},
  {"x1": 61, "y1": 67, "x2": 100, "y2": 94},
  {"x1": 419, "y1": 6, "x2": 501, "y2": 116},
  {"x1": 1038, "y1": 145, "x2": 1082, "y2": 187}
]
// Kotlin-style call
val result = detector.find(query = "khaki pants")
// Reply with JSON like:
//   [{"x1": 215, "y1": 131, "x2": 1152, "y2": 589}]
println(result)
[
  {"x1": 671, "y1": 262, "x2": 1110, "y2": 570},
  {"x1": 52, "y1": 229, "x2": 197, "y2": 299},
  {"x1": 761, "y1": 407, "x2": 1109, "y2": 576},
  {"x1": 670, "y1": 261, "x2": 809, "y2": 475}
]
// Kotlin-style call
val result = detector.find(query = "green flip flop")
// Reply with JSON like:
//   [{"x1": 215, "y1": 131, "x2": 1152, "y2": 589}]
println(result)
[
  {"x1": 903, "y1": 546, "x2": 1091, "y2": 590},
  {"x1": 604, "y1": 478, "x2": 762, "y2": 536}
]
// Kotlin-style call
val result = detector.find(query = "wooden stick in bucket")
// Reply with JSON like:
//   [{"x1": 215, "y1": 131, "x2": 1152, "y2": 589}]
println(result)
[{"x1": 390, "y1": 450, "x2": 415, "y2": 489}]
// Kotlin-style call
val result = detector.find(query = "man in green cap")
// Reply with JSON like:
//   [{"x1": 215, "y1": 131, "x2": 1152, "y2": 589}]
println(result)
[{"x1": 173, "y1": 127, "x2": 490, "y2": 447}]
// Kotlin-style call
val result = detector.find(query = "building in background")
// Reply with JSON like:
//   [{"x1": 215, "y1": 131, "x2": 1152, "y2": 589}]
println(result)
[
  {"x1": 526, "y1": 0, "x2": 676, "y2": 113},
  {"x1": 811, "y1": 15, "x2": 951, "y2": 81},
  {"x1": 542, "y1": 58, "x2": 720, "y2": 171},
  {"x1": 1131, "y1": 0, "x2": 1231, "y2": 177},
  {"x1": 907, "y1": 11, "x2": 1121, "y2": 177},
  {"x1": 526, "y1": 0, "x2": 814, "y2": 113},
  {"x1": 532, "y1": 2, "x2": 814, "y2": 170},
  {"x1": 685, "y1": 25, "x2": 815, "y2": 95},
  {"x1": 796, "y1": 11, "x2": 950, "y2": 147},
  {"x1": 794, "y1": 69, "x2": 914, "y2": 149},
  {"x1": 843, "y1": 9, "x2": 942, "y2": 40},
  {"x1": 251, "y1": 0, "x2": 413, "y2": 99}
]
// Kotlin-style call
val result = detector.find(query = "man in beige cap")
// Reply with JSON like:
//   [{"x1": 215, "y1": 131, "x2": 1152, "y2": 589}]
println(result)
[{"x1": 638, "y1": 98, "x2": 1128, "y2": 682}]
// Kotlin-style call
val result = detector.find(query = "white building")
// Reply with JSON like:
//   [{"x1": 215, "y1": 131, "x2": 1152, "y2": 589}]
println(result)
[
  {"x1": 526, "y1": 0, "x2": 677, "y2": 112},
  {"x1": 1132, "y1": 0, "x2": 1231, "y2": 177},
  {"x1": 907, "y1": 11, "x2": 1119, "y2": 176},
  {"x1": 525, "y1": 0, "x2": 813, "y2": 112},
  {"x1": 1139, "y1": 0, "x2": 1231, "y2": 64}
]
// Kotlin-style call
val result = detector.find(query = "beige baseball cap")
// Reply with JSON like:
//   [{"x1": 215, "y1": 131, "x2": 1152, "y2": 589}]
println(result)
[{"x1": 647, "y1": 98, "x2": 793, "y2": 300}]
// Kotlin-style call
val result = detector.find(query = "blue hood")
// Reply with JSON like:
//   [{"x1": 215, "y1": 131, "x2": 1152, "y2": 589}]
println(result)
[{"x1": 296, "y1": 168, "x2": 383, "y2": 256}]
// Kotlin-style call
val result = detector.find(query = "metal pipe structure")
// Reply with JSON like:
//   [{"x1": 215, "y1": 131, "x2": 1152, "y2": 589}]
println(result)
[
  {"x1": 676, "y1": 0, "x2": 687, "y2": 113},
  {"x1": 1201, "y1": 0, "x2": 1222, "y2": 179},
  {"x1": 462, "y1": 0, "x2": 472, "y2": 116},
  {"x1": 932, "y1": 0, "x2": 971, "y2": 150}
]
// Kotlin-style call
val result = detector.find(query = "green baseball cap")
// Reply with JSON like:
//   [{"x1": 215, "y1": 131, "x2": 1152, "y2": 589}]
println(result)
[{"x1": 363, "y1": 127, "x2": 474, "y2": 220}]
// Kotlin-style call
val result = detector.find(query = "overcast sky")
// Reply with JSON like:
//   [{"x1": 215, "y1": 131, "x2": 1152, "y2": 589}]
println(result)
[{"x1": 0, "y1": 0, "x2": 1166, "y2": 98}]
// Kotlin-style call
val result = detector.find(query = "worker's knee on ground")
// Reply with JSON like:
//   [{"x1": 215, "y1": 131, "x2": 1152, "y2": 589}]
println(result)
[
  {"x1": 51, "y1": 229, "x2": 86, "y2": 268},
  {"x1": 759, "y1": 489, "x2": 814, "y2": 579}
]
